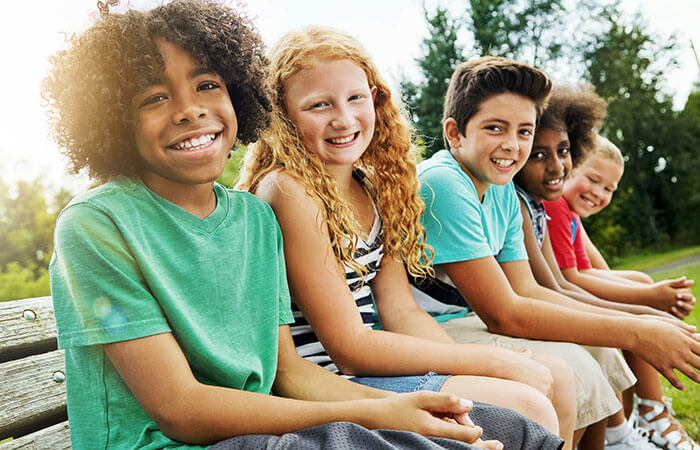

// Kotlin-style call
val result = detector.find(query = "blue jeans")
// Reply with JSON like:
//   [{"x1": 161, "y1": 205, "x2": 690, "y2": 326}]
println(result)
[{"x1": 349, "y1": 371, "x2": 450, "y2": 393}]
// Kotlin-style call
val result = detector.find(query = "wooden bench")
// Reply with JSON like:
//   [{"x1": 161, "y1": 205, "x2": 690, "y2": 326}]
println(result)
[{"x1": 0, "y1": 296, "x2": 71, "y2": 449}]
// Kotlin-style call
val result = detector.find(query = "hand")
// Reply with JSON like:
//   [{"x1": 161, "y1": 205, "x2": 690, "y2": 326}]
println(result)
[
  {"x1": 632, "y1": 318, "x2": 700, "y2": 390},
  {"x1": 494, "y1": 348, "x2": 554, "y2": 400},
  {"x1": 649, "y1": 277, "x2": 696, "y2": 318},
  {"x1": 367, "y1": 391, "x2": 502, "y2": 448},
  {"x1": 638, "y1": 314, "x2": 697, "y2": 335},
  {"x1": 670, "y1": 290, "x2": 696, "y2": 320}
]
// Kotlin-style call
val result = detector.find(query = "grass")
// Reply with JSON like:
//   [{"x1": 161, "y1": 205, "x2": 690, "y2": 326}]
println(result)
[
  {"x1": 610, "y1": 245, "x2": 700, "y2": 272},
  {"x1": 645, "y1": 261, "x2": 700, "y2": 440}
]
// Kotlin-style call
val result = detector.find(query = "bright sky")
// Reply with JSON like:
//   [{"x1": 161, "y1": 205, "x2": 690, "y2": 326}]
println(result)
[{"x1": 1, "y1": 0, "x2": 698, "y2": 195}]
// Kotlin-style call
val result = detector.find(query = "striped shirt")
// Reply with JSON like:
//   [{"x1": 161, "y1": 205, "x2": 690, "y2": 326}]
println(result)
[{"x1": 290, "y1": 170, "x2": 384, "y2": 375}]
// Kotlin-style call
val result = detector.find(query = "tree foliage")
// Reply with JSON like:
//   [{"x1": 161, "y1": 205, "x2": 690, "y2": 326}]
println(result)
[
  {"x1": 0, "y1": 179, "x2": 71, "y2": 301},
  {"x1": 401, "y1": 6, "x2": 464, "y2": 157},
  {"x1": 582, "y1": 10, "x2": 700, "y2": 257}
]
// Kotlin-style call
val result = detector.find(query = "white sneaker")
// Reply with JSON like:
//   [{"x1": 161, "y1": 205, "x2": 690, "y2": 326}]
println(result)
[{"x1": 605, "y1": 427, "x2": 657, "y2": 450}]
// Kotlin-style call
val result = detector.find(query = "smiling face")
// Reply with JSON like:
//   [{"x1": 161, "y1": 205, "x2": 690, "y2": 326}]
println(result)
[
  {"x1": 131, "y1": 40, "x2": 237, "y2": 198},
  {"x1": 563, "y1": 153, "x2": 623, "y2": 217},
  {"x1": 445, "y1": 92, "x2": 537, "y2": 200},
  {"x1": 515, "y1": 127, "x2": 572, "y2": 203},
  {"x1": 284, "y1": 58, "x2": 376, "y2": 171}
]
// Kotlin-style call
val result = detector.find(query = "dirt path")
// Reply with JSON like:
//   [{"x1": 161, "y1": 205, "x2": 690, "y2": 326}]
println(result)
[{"x1": 645, "y1": 252, "x2": 700, "y2": 274}]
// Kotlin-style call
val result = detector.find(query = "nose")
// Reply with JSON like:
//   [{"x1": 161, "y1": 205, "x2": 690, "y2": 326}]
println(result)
[
  {"x1": 501, "y1": 132, "x2": 518, "y2": 152},
  {"x1": 172, "y1": 92, "x2": 206, "y2": 124},
  {"x1": 548, "y1": 155, "x2": 564, "y2": 174},
  {"x1": 331, "y1": 104, "x2": 353, "y2": 129}
]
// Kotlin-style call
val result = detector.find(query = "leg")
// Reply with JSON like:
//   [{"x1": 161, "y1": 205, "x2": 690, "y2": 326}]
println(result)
[
  {"x1": 623, "y1": 350, "x2": 700, "y2": 450},
  {"x1": 439, "y1": 375, "x2": 559, "y2": 434},
  {"x1": 441, "y1": 315, "x2": 627, "y2": 431},
  {"x1": 530, "y1": 350, "x2": 576, "y2": 450}
]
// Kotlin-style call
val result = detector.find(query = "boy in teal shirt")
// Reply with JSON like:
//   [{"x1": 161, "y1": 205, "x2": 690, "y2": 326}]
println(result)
[
  {"x1": 44, "y1": 2, "x2": 521, "y2": 448},
  {"x1": 411, "y1": 56, "x2": 700, "y2": 448}
]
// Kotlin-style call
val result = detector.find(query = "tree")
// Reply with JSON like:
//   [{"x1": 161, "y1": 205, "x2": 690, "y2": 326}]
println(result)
[
  {"x1": 401, "y1": 6, "x2": 465, "y2": 157},
  {"x1": 582, "y1": 9, "x2": 700, "y2": 256}
]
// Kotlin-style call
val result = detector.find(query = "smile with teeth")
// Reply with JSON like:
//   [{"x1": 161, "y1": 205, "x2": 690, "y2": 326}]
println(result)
[
  {"x1": 544, "y1": 178, "x2": 563, "y2": 186},
  {"x1": 326, "y1": 132, "x2": 358, "y2": 145},
  {"x1": 170, "y1": 133, "x2": 218, "y2": 151},
  {"x1": 491, "y1": 158, "x2": 515, "y2": 168}
]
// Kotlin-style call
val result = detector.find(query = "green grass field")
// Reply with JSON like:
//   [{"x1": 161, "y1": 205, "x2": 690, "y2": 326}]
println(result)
[
  {"x1": 647, "y1": 261, "x2": 700, "y2": 440},
  {"x1": 612, "y1": 251, "x2": 700, "y2": 440}
]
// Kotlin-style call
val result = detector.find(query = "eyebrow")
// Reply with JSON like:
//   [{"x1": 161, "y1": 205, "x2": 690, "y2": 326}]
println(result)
[{"x1": 482, "y1": 118, "x2": 535, "y2": 127}]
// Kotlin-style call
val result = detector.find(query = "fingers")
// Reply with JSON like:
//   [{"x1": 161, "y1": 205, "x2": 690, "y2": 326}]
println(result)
[
  {"x1": 415, "y1": 391, "x2": 472, "y2": 415},
  {"x1": 660, "y1": 366, "x2": 685, "y2": 391},
  {"x1": 474, "y1": 438, "x2": 504, "y2": 450},
  {"x1": 670, "y1": 306, "x2": 690, "y2": 320}
]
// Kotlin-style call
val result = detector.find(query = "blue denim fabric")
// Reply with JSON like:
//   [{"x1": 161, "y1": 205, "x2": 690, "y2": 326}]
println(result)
[{"x1": 348, "y1": 371, "x2": 450, "y2": 393}]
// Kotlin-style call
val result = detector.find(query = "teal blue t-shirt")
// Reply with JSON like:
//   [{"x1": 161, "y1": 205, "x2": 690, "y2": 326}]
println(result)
[
  {"x1": 49, "y1": 177, "x2": 293, "y2": 449},
  {"x1": 418, "y1": 150, "x2": 528, "y2": 265}
]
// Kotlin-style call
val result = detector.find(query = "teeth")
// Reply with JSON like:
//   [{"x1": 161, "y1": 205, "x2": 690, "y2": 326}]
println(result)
[
  {"x1": 328, "y1": 134, "x2": 355, "y2": 145},
  {"x1": 172, "y1": 133, "x2": 215, "y2": 150},
  {"x1": 491, "y1": 158, "x2": 515, "y2": 168},
  {"x1": 545, "y1": 178, "x2": 562, "y2": 186}
]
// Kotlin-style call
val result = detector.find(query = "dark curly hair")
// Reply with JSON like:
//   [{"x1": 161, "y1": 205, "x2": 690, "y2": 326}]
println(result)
[
  {"x1": 43, "y1": 0, "x2": 272, "y2": 181},
  {"x1": 537, "y1": 83, "x2": 607, "y2": 166}
]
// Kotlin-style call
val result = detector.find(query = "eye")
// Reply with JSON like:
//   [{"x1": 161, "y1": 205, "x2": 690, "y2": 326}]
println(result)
[
  {"x1": 349, "y1": 94, "x2": 364, "y2": 101},
  {"x1": 558, "y1": 147, "x2": 570, "y2": 156},
  {"x1": 529, "y1": 151, "x2": 546, "y2": 160},
  {"x1": 198, "y1": 80, "x2": 220, "y2": 91},
  {"x1": 587, "y1": 176, "x2": 598, "y2": 184},
  {"x1": 485, "y1": 124, "x2": 502, "y2": 132},
  {"x1": 310, "y1": 101, "x2": 329, "y2": 109},
  {"x1": 519, "y1": 128, "x2": 533, "y2": 137},
  {"x1": 139, "y1": 93, "x2": 168, "y2": 108}
]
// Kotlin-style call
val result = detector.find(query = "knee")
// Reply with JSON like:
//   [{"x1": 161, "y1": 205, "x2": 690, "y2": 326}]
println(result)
[
  {"x1": 533, "y1": 352, "x2": 577, "y2": 414},
  {"x1": 511, "y1": 385, "x2": 560, "y2": 435}
]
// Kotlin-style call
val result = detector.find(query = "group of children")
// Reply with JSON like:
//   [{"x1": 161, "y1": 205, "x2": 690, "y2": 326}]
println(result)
[{"x1": 43, "y1": 0, "x2": 699, "y2": 449}]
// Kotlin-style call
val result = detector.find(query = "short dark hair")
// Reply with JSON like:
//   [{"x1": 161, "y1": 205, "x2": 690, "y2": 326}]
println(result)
[
  {"x1": 442, "y1": 56, "x2": 552, "y2": 146},
  {"x1": 43, "y1": 0, "x2": 272, "y2": 182}
]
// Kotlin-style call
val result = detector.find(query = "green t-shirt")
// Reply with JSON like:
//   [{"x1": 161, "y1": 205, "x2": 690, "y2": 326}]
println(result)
[{"x1": 49, "y1": 177, "x2": 293, "y2": 449}]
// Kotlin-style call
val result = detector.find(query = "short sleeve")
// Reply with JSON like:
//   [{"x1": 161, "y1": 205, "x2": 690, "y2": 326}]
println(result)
[
  {"x1": 419, "y1": 166, "x2": 492, "y2": 264},
  {"x1": 496, "y1": 184, "x2": 528, "y2": 262},
  {"x1": 543, "y1": 199, "x2": 577, "y2": 269},
  {"x1": 50, "y1": 204, "x2": 170, "y2": 348},
  {"x1": 573, "y1": 218, "x2": 593, "y2": 270},
  {"x1": 273, "y1": 219, "x2": 294, "y2": 326}
]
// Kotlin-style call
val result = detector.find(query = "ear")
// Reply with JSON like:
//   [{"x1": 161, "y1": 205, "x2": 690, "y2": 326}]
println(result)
[
  {"x1": 443, "y1": 117, "x2": 463, "y2": 149},
  {"x1": 370, "y1": 85, "x2": 378, "y2": 102}
]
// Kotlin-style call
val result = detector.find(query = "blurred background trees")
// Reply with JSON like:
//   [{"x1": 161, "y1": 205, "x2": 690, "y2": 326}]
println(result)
[
  {"x1": 1, "y1": 0, "x2": 698, "y2": 301},
  {"x1": 400, "y1": 0, "x2": 700, "y2": 260}
]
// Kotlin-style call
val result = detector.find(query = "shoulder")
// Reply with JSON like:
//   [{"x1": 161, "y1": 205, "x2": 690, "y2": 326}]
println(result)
[
  {"x1": 543, "y1": 197, "x2": 570, "y2": 217},
  {"x1": 253, "y1": 169, "x2": 326, "y2": 227},
  {"x1": 217, "y1": 183, "x2": 276, "y2": 221}
]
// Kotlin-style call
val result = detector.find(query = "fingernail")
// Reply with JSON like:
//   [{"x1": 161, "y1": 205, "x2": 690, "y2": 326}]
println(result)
[{"x1": 460, "y1": 398, "x2": 473, "y2": 409}]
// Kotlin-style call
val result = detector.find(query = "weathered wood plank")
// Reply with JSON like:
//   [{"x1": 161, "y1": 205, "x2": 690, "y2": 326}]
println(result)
[
  {"x1": 0, "y1": 422, "x2": 71, "y2": 449},
  {"x1": 0, "y1": 350, "x2": 67, "y2": 441},
  {"x1": 0, "y1": 297, "x2": 57, "y2": 363}
]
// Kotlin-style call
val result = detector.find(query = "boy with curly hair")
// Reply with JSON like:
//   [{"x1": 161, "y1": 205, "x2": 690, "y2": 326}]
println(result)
[
  {"x1": 410, "y1": 56, "x2": 700, "y2": 449},
  {"x1": 44, "y1": 2, "x2": 508, "y2": 448}
]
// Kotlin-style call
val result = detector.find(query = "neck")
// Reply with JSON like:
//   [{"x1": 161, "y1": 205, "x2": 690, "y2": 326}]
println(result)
[
  {"x1": 326, "y1": 164, "x2": 355, "y2": 196},
  {"x1": 141, "y1": 177, "x2": 217, "y2": 219}
]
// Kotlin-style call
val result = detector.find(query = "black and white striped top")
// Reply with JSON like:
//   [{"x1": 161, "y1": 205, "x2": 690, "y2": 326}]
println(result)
[{"x1": 290, "y1": 170, "x2": 384, "y2": 375}]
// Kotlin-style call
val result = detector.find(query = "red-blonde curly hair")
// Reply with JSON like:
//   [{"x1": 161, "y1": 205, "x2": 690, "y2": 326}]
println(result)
[{"x1": 237, "y1": 25, "x2": 433, "y2": 278}]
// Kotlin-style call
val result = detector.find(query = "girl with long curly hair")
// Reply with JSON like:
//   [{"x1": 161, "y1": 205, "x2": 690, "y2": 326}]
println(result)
[{"x1": 238, "y1": 26, "x2": 577, "y2": 449}]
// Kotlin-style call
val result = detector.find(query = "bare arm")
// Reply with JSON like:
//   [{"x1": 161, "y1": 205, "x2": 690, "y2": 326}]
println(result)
[
  {"x1": 255, "y1": 171, "x2": 548, "y2": 386},
  {"x1": 103, "y1": 331, "x2": 485, "y2": 445},
  {"x1": 441, "y1": 256, "x2": 700, "y2": 389}
]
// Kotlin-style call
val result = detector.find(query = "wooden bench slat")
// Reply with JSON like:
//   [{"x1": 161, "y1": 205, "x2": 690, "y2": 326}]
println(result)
[
  {"x1": 0, "y1": 421, "x2": 71, "y2": 449},
  {"x1": 0, "y1": 297, "x2": 57, "y2": 363},
  {"x1": 0, "y1": 350, "x2": 67, "y2": 441}
]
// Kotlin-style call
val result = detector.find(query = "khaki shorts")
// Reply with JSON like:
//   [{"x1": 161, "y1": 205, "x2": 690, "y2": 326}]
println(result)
[{"x1": 441, "y1": 313, "x2": 636, "y2": 429}]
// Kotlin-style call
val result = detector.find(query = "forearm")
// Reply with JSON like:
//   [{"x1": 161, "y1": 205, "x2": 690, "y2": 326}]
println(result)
[
  {"x1": 380, "y1": 304, "x2": 455, "y2": 344},
  {"x1": 564, "y1": 268, "x2": 654, "y2": 304},
  {"x1": 563, "y1": 287, "x2": 664, "y2": 316}
]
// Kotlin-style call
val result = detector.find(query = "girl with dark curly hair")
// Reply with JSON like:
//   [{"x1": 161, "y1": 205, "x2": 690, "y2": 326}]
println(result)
[{"x1": 44, "y1": 2, "x2": 523, "y2": 449}]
